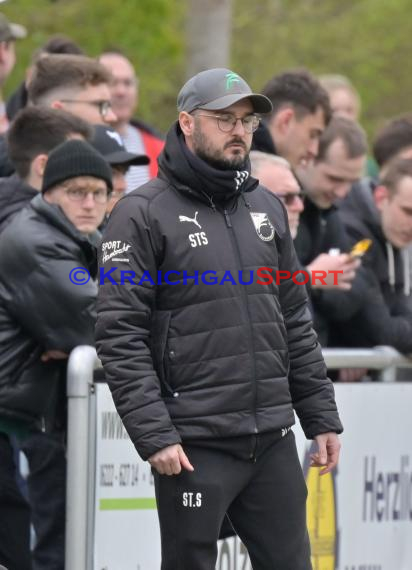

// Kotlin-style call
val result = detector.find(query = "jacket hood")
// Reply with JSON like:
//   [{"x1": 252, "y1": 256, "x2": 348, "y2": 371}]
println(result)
[
  {"x1": 341, "y1": 178, "x2": 384, "y2": 243},
  {"x1": 251, "y1": 121, "x2": 278, "y2": 155},
  {"x1": 341, "y1": 178, "x2": 411, "y2": 295},
  {"x1": 0, "y1": 174, "x2": 37, "y2": 233},
  {"x1": 158, "y1": 121, "x2": 259, "y2": 206}
]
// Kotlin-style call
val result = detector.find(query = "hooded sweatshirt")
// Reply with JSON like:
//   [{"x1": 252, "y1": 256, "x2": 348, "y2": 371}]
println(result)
[
  {"x1": 334, "y1": 178, "x2": 412, "y2": 353},
  {"x1": 251, "y1": 121, "x2": 278, "y2": 155}
]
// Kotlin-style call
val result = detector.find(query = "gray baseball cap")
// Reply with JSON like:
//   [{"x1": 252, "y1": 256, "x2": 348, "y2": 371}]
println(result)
[{"x1": 177, "y1": 68, "x2": 273, "y2": 114}]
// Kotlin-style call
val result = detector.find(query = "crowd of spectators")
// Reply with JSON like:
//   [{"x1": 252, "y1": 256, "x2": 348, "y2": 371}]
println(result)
[{"x1": 0, "y1": 12, "x2": 411, "y2": 570}]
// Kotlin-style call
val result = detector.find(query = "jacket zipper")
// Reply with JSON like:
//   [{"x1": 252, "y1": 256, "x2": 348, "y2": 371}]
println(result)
[{"x1": 223, "y1": 208, "x2": 258, "y2": 437}]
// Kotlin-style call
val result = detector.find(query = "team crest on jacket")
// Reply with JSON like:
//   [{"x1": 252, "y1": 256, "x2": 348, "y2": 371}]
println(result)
[{"x1": 250, "y1": 212, "x2": 275, "y2": 242}]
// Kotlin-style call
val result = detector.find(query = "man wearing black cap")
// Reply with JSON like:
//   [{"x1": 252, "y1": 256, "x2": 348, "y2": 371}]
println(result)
[
  {"x1": 0, "y1": 139, "x2": 112, "y2": 570},
  {"x1": 96, "y1": 68, "x2": 343, "y2": 569},
  {"x1": 91, "y1": 124, "x2": 149, "y2": 217}
]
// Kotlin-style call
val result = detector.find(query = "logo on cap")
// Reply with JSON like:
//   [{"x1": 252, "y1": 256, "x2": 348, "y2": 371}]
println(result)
[
  {"x1": 106, "y1": 130, "x2": 123, "y2": 147},
  {"x1": 225, "y1": 72, "x2": 241, "y2": 90}
]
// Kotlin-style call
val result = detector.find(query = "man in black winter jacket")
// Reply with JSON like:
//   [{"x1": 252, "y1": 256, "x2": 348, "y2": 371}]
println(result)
[
  {"x1": 336, "y1": 157, "x2": 412, "y2": 354},
  {"x1": 96, "y1": 68, "x2": 343, "y2": 570},
  {"x1": 294, "y1": 116, "x2": 369, "y2": 348},
  {"x1": 0, "y1": 139, "x2": 112, "y2": 570}
]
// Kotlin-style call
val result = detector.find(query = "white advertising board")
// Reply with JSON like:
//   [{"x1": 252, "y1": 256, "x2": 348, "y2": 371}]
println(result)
[{"x1": 93, "y1": 383, "x2": 412, "y2": 570}]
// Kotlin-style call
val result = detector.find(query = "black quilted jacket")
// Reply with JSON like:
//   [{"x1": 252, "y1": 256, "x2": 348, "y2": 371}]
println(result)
[
  {"x1": 95, "y1": 124, "x2": 343, "y2": 460},
  {"x1": 0, "y1": 194, "x2": 98, "y2": 423}
]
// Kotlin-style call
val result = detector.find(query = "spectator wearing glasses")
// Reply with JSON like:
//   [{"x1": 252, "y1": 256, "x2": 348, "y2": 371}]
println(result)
[
  {"x1": 0, "y1": 139, "x2": 112, "y2": 570},
  {"x1": 99, "y1": 50, "x2": 164, "y2": 191},
  {"x1": 250, "y1": 151, "x2": 304, "y2": 238},
  {"x1": 0, "y1": 36, "x2": 86, "y2": 178},
  {"x1": 249, "y1": 150, "x2": 354, "y2": 291},
  {"x1": 96, "y1": 67, "x2": 342, "y2": 570},
  {"x1": 27, "y1": 54, "x2": 117, "y2": 125},
  {"x1": 0, "y1": 53, "x2": 117, "y2": 180},
  {"x1": 6, "y1": 34, "x2": 85, "y2": 124}
]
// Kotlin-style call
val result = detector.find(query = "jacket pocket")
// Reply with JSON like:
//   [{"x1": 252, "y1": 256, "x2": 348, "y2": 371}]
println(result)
[{"x1": 150, "y1": 311, "x2": 174, "y2": 396}]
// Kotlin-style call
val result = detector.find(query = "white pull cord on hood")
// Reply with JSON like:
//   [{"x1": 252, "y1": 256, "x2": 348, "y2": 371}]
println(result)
[
  {"x1": 386, "y1": 241, "x2": 411, "y2": 296},
  {"x1": 403, "y1": 248, "x2": 411, "y2": 296},
  {"x1": 386, "y1": 242, "x2": 395, "y2": 291}
]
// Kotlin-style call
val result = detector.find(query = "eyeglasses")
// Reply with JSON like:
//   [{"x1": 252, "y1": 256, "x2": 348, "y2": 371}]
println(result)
[
  {"x1": 194, "y1": 112, "x2": 261, "y2": 133},
  {"x1": 110, "y1": 189, "x2": 125, "y2": 199},
  {"x1": 64, "y1": 187, "x2": 110, "y2": 204},
  {"x1": 59, "y1": 99, "x2": 113, "y2": 118},
  {"x1": 276, "y1": 191, "x2": 304, "y2": 206}
]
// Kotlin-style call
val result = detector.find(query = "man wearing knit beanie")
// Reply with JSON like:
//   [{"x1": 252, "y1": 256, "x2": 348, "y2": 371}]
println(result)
[
  {"x1": 0, "y1": 138, "x2": 111, "y2": 570},
  {"x1": 42, "y1": 138, "x2": 112, "y2": 234}
]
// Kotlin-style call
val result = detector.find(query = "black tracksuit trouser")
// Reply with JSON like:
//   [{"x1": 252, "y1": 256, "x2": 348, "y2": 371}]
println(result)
[{"x1": 153, "y1": 430, "x2": 312, "y2": 570}]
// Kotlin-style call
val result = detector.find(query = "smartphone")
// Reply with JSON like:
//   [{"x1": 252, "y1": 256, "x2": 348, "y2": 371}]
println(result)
[{"x1": 350, "y1": 238, "x2": 372, "y2": 258}]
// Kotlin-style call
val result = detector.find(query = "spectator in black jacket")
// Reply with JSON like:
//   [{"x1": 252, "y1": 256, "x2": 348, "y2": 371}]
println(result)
[
  {"x1": 0, "y1": 106, "x2": 91, "y2": 234},
  {"x1": 331, "y1": 115, "x2": 412, "y2": 361},
  {"x1": 252, "y1": 69, "x2": 331, "y2": 169},
  {"x1": 372, "y1": 115, "x2": 412, "y2": 293},
  {"x1": 294, "y1": 116, "x2": 368, "y2": 346},
  {"x1": 337, "y1": 158, "x2": 412, "y2": 354},
  {"x1": 0, "y1": 140, "x2": 112, "y2": 570},
  {"x1": 96, "y1": 67, "x2": 342, "y2": 570}
]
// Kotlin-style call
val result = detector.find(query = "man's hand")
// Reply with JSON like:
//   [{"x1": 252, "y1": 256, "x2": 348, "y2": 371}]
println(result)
[
  {"x1": 310, "y1": 432, "x2": 341, "y2": 475},
  {"x1": 308, "y1": 253, "x2": 360, "y2": 290},
  {"x1": 148, "y1": 444, "x2": 194, "y2": 476},
  {"x1": 338, "y1": 367, "x2": 368, "y2": 382},
  {"x1": 40, "y1": 350, "x2": 69, "y2": 362}
]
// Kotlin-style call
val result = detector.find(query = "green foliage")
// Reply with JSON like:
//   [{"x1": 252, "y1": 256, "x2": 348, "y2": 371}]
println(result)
[
  {"x1": 232, "y1": 0, "x2": 412, "y2": 141},
  {"x1": 2, "y1": 0, "x2": 185, "y2": 132},
  {"x1": 1, "y1": 0, "x2": 412, "y2": 140}
]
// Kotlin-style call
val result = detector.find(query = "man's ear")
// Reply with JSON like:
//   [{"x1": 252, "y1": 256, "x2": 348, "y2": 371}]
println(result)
[
  {"x1": 270, "y1": 106, "x2": 295, "y2": 135},
  {"x1": 374, "y1": 185, "x2": 390, "y2": 212},
  {"x1": 179, "y1": 111, "x2": 195, "y2": 137},
  {"x1": 32, "y1": 153, "x2": 48, "y2": 178}
]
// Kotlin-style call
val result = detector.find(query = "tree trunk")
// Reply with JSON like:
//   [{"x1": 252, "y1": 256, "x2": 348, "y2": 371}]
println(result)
[{"x1": 186, "y1": 0, "x2": 232, "y2": 78}]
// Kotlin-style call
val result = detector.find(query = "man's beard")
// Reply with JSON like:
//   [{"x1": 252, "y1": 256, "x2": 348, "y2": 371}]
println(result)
[{"x1": 193, "y1": 127, "x2": 249, "y2": 171}]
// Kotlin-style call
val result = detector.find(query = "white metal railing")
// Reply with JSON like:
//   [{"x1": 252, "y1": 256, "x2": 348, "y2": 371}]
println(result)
[{"x1": 65, "y1": 345, "x2": 412, "y2": 569}]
